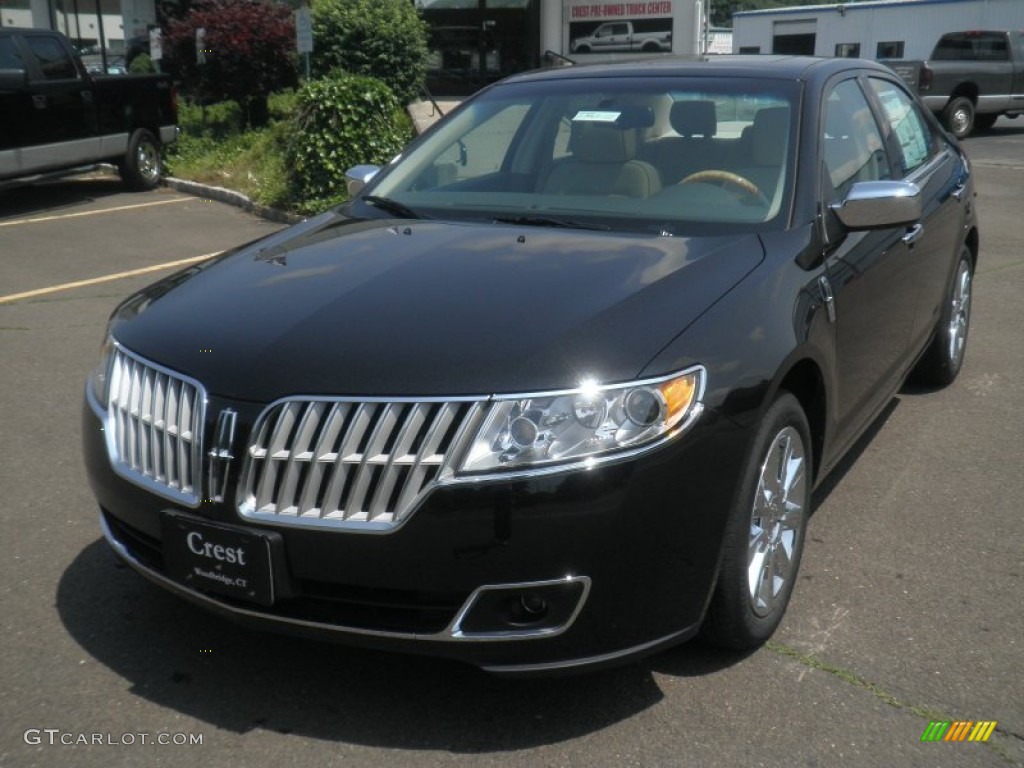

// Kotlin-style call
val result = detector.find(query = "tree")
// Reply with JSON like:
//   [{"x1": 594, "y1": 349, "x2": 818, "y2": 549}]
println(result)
[
  {"x1": 165, "y1": 0, "x2": 299, "y2": 126},
  {"x1": 311, "y1": 0, "x2": 429, "y2": 104}
]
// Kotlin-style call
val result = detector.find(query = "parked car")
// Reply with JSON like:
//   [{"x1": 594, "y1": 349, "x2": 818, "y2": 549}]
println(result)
[
  {"x1": 0, "y1": 28, "x2": 176, "y2": 190},
  {"x1": 84, "y1": 56, "x2": 977, "y2": 674},
  {"x1": 886, "y1": 30, "x2": 1024, "y2": 138},
  {"x1": 571, "y1": 21, "x2": 672, "y2": 54}
]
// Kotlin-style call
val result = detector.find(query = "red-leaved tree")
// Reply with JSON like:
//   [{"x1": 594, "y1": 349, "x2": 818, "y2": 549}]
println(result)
[{"x1": 166, "y1": 0, "x2": 298, "y2": 126}]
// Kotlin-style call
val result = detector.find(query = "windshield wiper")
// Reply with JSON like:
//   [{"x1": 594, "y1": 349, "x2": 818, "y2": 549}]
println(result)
[
  {"x1": 492, "y1": 215, "x2": 610, "y2": 231},
  {"x1": 362, "y1": 195, "x2": 425, "y2": 220}
]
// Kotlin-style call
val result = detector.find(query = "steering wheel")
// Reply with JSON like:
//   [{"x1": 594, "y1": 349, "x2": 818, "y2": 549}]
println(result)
[{"x1": 679, "y1": 170, "x2": 767, "y2": 205}]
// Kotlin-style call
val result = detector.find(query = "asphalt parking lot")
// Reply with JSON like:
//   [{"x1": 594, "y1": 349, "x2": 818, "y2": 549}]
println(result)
[{"x1": 1, "y1": 118, "x2": 1022, "y2": 768}]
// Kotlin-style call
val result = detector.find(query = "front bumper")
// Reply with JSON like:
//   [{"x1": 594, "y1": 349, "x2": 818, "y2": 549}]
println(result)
[{"x1": 83, "y1": 390, "x2": 749, "y2": 673}]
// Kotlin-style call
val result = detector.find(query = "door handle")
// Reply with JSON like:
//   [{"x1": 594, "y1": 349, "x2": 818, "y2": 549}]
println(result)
[
  {"x1": 32, "y1": 94, "x2": 47, "y2": 109},
  {"x1": 952, "y1": 183, "x2": 967, "y2": 202},
  {"x1": 902, "y1": 223, "x2": 924, "y2": 245}
]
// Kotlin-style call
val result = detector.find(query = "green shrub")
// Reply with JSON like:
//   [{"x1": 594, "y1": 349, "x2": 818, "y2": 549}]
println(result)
[
  {"x1": 177, "y1": 99, "x2": 245, "y2": 139},
  {"x1": 288, "y1": 72, "x2": 413, "y2": 204},
  {"x1": 267, "y1": 89, "x2": 298, "y2": 122},
  {"x1": 311, "y1": 0, "x2": 429, "y2": 104},
  {"x1": 128, "y1": 52, "x2": 155, "y2": 74}
]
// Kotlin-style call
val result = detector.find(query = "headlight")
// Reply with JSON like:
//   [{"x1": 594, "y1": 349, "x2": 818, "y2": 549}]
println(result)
[
  {"x1": 457, "y1": 366, "x2": 705, "y2": 475},
  {"x1": 89, "y1": 336, "x2": 115, "y2": 405}
]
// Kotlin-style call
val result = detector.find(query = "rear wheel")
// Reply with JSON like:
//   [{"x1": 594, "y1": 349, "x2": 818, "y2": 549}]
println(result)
[
  {"x1": 702, "y1": 393, "x2": 811, "y2": 650},
  {"x1": 912, "y1": 247, "x2": 973, "y2": 387},
  {"x1": 120, "y1": 128, "x2": 162, "y2": 190},
  {"x1": 943, "y1": 96, "x2": 975, "y2": 139}
]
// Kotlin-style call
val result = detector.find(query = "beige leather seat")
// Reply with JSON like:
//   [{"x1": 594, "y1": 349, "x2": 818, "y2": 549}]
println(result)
[
  {"x1": 734, "y1": 106, "x2": 790, "y2": 199},
  {"x1": 543, "y1": 121, "x2": 661, "y2": 198}
]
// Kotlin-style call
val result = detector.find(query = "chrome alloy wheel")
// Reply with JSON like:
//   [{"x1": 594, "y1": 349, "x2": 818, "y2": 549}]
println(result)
[
  {"x1": 748, "y1": 426, "x2": 807, "y2": 618},
  {"x1": 949, "y1": 106, "x2": 971, "y2": 137},
  {"x1": 947, "y1": 260, "x2": 972, "y2": 368},
  {"x1": 136, "y1": 138, "x2": 160, "y2": 184}
]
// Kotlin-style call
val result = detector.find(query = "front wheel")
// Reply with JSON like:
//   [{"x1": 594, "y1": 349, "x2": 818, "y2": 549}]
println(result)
[
  {"x1": 702, "y1": 393, "x2": 812, "y2": 650},
  {"x1": 912, "y1": 247, "x2": 973, "y2": 387},
  {"x1": 943, "y1": 96, "x2": 975, "y2": 139},
  {"x1": 120, "y1": 128, "x2": 162, "y2": 191}
]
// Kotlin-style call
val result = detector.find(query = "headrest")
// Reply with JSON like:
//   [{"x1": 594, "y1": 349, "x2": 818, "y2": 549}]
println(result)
[
  {"x1": 670, "y1": 100, "x2": 717, "y2": 137},
  {"x1": 574, "y1": 122, "x2": 638, "y2": 163},
  {"x1": 751, "y1": 106, "x2": 789, "y2": 166}
]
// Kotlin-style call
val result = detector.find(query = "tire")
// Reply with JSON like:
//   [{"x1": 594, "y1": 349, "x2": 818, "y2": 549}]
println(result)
[
  {"x1": 575, "y1": 45, "x2": 590, "y2": 53},
  {"x1": 120, "y1": 128, "x2": 162, "y2": 191},
  {"x1": 912, "y1": 247, "x2": 973, "y2": 387},
  {"x1": 942, "y1": 96, "x2": 975, "y2": 139},
  {"x1": 973, "y1": 113, "x2": 998, "y2": 131},
  {"x1": 702, "y1": 393, "x2": 812, "y2": 650}
]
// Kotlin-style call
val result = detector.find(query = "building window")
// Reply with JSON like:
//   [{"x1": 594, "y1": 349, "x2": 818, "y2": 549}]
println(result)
[
  {"x1": 835, "y1": 43, "x2": 860, "y2": 58},
  {"x1": 739, "y1": 46, "x2": 760, "y2": 54},
  {"x1": 876, "y1": 41, "x2": 905, "y2": 59}
]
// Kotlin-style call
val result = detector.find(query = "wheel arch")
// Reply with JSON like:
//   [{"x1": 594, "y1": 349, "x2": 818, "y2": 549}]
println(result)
[
  {"x1": 950, "y1": 82, "x2": 979, "y2": 104},
  {"x1": 964, "y1": 225, "x2": 979, "y2": 271},
  {"x1": 772, "y1": 357, "x2": 827, "y2": 485}
]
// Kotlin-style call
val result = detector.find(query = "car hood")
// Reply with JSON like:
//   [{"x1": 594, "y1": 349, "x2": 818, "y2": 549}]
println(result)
[{"x1": 112, "y1": 214, "x2": 764, "y2": 401}]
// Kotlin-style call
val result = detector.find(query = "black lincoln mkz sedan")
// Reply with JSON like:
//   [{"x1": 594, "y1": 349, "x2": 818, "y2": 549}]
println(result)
[{"x1": 84, "y1": 56, "x2": 977, "y2": 674}]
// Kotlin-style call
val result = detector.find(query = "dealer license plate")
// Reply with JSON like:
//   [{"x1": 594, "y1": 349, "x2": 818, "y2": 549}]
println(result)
[{"x1": 162, "y1": 513, "x2": 275, "y2": 606}]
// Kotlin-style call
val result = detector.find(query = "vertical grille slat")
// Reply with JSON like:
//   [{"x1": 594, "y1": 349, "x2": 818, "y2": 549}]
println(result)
[
  {"x1": 104, "y1": 346, "x2": 206, "y2": 506},
  {"x1": 239, "y1": 397, "x2": 482, "y2": 530}
]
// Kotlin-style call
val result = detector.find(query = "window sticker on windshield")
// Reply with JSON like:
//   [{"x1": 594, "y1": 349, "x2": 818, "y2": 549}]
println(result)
[{"x1": 572, "y1": 110, "x2": 622, "y2": 123}]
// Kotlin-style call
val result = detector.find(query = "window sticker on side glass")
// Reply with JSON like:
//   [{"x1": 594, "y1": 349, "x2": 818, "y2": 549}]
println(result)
[
  {"x1": 878, "y1": 90, "x2": 928, "y2": 170},
  {"x1": 572, "y1": 111, "x2": 622, "y2": 122}
]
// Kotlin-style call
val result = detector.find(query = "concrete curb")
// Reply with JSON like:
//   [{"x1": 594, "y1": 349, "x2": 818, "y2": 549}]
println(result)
[{"x1": 162, "y1": 176, "x2": 305, "y2": 225}]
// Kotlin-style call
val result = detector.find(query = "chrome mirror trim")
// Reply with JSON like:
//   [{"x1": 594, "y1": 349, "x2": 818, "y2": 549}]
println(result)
[{"x1": 830, "y1": 180, "x2": 922, "y2": 230}]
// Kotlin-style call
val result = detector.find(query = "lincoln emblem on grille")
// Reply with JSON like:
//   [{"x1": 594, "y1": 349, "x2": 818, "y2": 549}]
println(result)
[{"x1": 207, "y1": 408, "x2": 237, "y2": 503}]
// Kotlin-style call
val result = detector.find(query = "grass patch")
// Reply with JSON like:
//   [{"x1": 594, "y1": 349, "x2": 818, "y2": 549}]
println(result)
[
  {"x1": 164, "y1": 90, "x2": 351, "y2": 215},
  {"x1": 164, "y1": 83, "x2": 411, "y2": 217},
  {"x1": 167, "y1": 126, "x2": 292, "y2": 210}
]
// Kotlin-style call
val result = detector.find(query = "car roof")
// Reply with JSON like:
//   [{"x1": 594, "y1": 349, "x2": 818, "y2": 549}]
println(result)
[{"x1": 505, "y1": 55, "x2": 896, "y2": 85}]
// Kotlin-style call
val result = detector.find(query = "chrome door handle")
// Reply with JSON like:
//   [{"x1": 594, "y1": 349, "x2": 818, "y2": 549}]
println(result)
[
  {"x1": 952, "y1": 183, "x2": 967, "y2": 202},
  {"x1": 902, "y1": 223, "x2": 924, "y2": 245}
]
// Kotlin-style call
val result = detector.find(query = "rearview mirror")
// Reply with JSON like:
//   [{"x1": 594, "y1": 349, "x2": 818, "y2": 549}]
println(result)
[
  {"x1": 830, "y1": 180, "x2": 922, "y2": 230},
  {"x1": 0, "y1": 68, "x2": 28, "y2": 90},
  {"x1": 345, "y1": 164, "x2": 380, "y2": 197}
]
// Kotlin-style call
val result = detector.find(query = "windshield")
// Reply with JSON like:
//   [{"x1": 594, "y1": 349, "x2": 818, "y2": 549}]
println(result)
[{"x1": 366, "y1": 76, "x2": 799, "y2": 235}]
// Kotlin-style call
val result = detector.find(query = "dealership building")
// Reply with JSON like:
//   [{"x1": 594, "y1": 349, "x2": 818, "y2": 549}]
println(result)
[
  {"x1": 731, "y1": 0, "x2": 1024, "y2": 60},
  {"x1": 1, "y1": 0, "x2": 720, "y2": 93}
]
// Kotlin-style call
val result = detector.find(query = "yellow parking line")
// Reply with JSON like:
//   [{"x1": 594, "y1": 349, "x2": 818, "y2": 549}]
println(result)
[
  {"x1": 0, "y1": 252, "x2": 220, "y2": 305},
  {"x1": 0, "y1": 197, "x2": 191, "y2": 228}
]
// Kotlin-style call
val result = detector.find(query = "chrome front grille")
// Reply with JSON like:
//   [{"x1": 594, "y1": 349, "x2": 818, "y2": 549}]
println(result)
[
  {"x1": 239, "y1": 399, "x2": 484, "y2": 530},
  {"x1": 106, "y1": 346, "x2": 206, "y2": 506}
]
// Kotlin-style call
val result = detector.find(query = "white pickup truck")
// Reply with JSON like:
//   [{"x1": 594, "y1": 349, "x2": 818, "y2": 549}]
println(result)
[{"x1": 571, "y1": 21, "x2": 672, "y2": 54}]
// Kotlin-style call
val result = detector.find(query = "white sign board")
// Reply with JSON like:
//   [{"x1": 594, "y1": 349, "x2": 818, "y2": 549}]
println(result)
[{"x1": 295, "y1": 7, "x2": 313, "y2": 54}]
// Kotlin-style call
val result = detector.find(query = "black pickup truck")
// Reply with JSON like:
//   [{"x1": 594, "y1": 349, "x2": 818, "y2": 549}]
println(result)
[
  {"x1": 887, "y1": 30, "x2": 1024, "y2": 139},
  {"x1": 0, "y1": 28, "x2": 177, "y2": 190}
]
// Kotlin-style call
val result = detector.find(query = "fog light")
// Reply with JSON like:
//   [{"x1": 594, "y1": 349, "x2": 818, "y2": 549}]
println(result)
[
  {"x1": 519, "y1": 593, "x2": 548, "y2": 617},
  {"x1": 451, "y1": 577, "x2": 590, "y2": 638}
]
